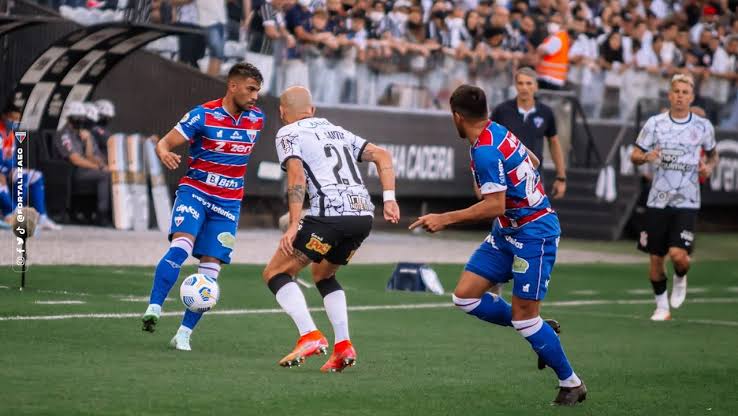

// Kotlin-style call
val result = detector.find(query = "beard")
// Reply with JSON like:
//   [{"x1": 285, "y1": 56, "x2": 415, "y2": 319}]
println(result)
[
  {"x1": 455, "y1": 122, "x2": 466, "y2": 139},
  {"x1": 235, "y1": 97, "x2": 254, "y2": 113}
]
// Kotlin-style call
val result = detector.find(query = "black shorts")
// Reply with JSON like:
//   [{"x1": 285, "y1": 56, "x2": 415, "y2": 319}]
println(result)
[
  {"x1": 637, "y1": 207, "x2": 697, "y2": 256},
  {"x1": 293, "y1": 215, "x2": 373, "y2": 265}
]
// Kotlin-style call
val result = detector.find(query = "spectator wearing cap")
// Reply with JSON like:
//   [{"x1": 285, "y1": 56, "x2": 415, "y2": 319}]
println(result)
[
  {"x1": 491, "y1": 67, "x2": 567, "y2": 199},
  {"x1": 53, "y1": 101, "x2": 111, "y2": 226},
  {"x1": 535, "y1": 13, "x2": 570, "y2": 90}
]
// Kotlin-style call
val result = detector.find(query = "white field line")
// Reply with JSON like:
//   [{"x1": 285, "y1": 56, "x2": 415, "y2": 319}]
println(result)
[
  {"x1": 1, "y1": 297, "x2": 737, "y2": 322},
  {"x1": 548, "y1": 309, "x2": 738, "y2": 327},
  {"x1": 569, "y1": 290, "x2": 599, "y2": 296},
  {"x1": 34, "y1": 300, "x2": 86, "y2": 305}
]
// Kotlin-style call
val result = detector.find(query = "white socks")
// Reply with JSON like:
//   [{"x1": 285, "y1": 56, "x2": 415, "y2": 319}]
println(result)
[
  {"x1": 560, "y1": 372, "x2": 582, "y2": 388},
  {"x1": 655, "y1": 292, "x2": 669, "y2": 311},
  {"x1": 275, "y1": 282, "x2": 318, "y2": 336},
  {"x1": 323, "y1": 290, "x2": 350, "y2": 344}
]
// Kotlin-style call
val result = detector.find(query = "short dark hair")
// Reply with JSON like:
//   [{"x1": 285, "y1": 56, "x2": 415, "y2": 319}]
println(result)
[
  {"x1": 228, "y1": 62, "x2": 264, "y2": 85},
  {"x1": 450, "y1": 85, "x2": 488, "y2": 120}
]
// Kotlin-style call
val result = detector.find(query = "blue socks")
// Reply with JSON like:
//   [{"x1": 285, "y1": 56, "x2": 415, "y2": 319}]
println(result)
[
  {"x1": 454, "y1": 293, "x2": 512, "y2": 327},
  {"x1": 455, "y1": 293, "x2": 579, "y2": 385},
  {"x1": 513, "y1": 317, "x2": 577, "y2": 383},
  {"x1": 148, "y1": 237, "x2": 192, "y2": 305}
]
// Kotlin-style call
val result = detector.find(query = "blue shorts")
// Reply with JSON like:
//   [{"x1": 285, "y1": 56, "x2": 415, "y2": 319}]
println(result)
[
  {"x1": 464, "y1": 228, "x2": 559, "y2": 301},
  {"x1": 169, "y1": 187, "x2": 240, "y2": 264}
]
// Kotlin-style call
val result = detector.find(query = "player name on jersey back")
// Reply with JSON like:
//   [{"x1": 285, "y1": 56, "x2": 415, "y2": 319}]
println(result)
[{"x1": 276, "y1": 117, "x2": 374, "y2": 217}]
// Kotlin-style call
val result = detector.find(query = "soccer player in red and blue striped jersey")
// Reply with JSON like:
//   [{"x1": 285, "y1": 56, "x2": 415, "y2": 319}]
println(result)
[
  {"x1": 411, "y1": 85, "x2": 586, "y2": 406},
  {"x1": 141, "y1": 63, "x2": 264, "y2": 351}
]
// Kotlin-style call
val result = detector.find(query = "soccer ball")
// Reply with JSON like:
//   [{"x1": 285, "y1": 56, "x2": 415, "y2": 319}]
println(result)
[{"x1": 179, "y1": 274, "x2": 220, "y2": 313}]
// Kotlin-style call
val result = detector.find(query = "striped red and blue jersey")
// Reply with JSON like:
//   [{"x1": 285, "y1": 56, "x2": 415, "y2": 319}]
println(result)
[
  {"x1": 470, "y1": 121, "x2": 560, "y2": 237},
  {"x1": 174, "y1": 98, "x2": 264, "y2": 202}
]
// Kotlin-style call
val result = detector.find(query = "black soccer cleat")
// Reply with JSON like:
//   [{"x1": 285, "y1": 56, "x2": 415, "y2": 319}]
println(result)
[
  {"x1": 552, "y1": 382, "x2": 587, "y2": 406},
  {"x1": 141, "y1": 315, "x2": 158, "y2": 333},
  {"x1": 537, "y1": 319, "x2": 561, "y2": 370}
]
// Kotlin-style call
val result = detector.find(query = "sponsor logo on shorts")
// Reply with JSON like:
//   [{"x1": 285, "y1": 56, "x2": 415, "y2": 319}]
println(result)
[
  {"x1": 217, "y1": 232, "x2": 236, "y2": 249},
  {"x1": 505, "y1": 235, "x2": 523, "y2": 249},
  {"x1": 522, "y1": 283, "x2": 530, "y2": 293},
  {"x1": 175, "y1": 204, "x2": 200, "y2": 220},
  {"x1": 191, "y1": 193, "x2": 237, "y2": 221},
  {"x1": 484, "y1": 234, "x2": 499, "y2": 249},
  {"x1": 680, "y1": 230, "x2": 694, "y2": 242},
  {"x1": 174, "y1": 216, "x2": 184, "y2": 227},
  {"x1": 306, "y1": 234, "x2": 331, "y2": 255},
  {"x1": 512, "y1": 255, "x2": 529, "y2": 274}
]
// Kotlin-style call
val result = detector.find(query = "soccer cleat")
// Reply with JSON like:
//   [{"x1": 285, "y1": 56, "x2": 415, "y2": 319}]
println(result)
[
  {"x1": 670, "y1": 277, "x2": 687, "y2": 309},
  {"x1": 538, "y1": 319, "x2": 561, "y2": 370},
  {"x1": 320, "y1": 340, "x2": 357, "y2": 373},
  {"x1": 650, "y1": 308, "x2": 671, "y2": 321},
  {"x1": 278, "y1": 330, "x2": 329, "y2": 368},
  {"x1": 141, "y1": 304, "x2": 161, "y2": 333},
  {"x1": 552, "y1": 382, "x2": 587, "y2": 406},
  {"x1": 169, "y1": 331, "x2": 192, "y2": 351}
]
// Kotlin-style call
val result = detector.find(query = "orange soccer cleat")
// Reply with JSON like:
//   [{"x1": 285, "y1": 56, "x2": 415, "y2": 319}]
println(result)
[
  {"x1": 278, "y1": 330, "x2": 329, "y2": 368},
  {"x1": 320, "y1": 340, "x2": 357, "y2": 373}
]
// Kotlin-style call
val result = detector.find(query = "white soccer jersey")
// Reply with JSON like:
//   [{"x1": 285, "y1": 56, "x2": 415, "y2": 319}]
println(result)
[
  {"x1": 275, "y1": 117, "x2": 374, "y2": 217},
  {"x1": 635, "y1": 112, "x2": 716, "y2": 209}
]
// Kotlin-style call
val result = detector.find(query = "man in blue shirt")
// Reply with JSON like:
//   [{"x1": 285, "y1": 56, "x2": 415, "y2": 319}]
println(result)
[{"x1": 410, "y1": 85, "x2": 586, "y2": 406}]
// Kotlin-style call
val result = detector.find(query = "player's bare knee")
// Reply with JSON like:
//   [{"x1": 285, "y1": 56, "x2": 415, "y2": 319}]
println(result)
[
  {"x1": 511, "y1": 297, "x2": 540, "y2": 320},
  {"x1": 668, "y1": 248, "x2": 689, "y2": 267}
]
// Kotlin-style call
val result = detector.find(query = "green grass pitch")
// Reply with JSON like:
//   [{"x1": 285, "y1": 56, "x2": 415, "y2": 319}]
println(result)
[{"x1": 1, "y1": 260, "x2": 737, "y2": 415}]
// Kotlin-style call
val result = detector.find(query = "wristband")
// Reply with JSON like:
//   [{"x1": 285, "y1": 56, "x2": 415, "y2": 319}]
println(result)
[{"x1": 383, "y1": 190, "x2": 396, "y2": 202}]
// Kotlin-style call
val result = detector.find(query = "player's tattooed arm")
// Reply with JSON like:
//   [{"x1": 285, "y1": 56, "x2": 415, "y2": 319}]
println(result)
[
  {"x1": 284, "y1": 158, "x2": 307, "y2": 227},
  {"x1": 287, "y1": 184, "x2": 305, "y2": 203}
]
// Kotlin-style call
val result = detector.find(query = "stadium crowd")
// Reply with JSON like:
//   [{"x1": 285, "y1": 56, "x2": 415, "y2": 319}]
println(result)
[{"x1": 31, "y1": 1, "x2": 738, "y2": 123}]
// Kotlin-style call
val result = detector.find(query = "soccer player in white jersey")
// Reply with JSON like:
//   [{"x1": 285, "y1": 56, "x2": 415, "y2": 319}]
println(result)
[
  {"x1": 262, "y1": 86, "x2": 400, "y2": 372},
  {"x1": 631, "y1": 74, "x2": 719, "y2": 321}
]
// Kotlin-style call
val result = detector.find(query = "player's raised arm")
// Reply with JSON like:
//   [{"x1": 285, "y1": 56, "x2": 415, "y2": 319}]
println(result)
[{"x1": 360, "y1": 143, "x2": 400, "y2": 224}]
